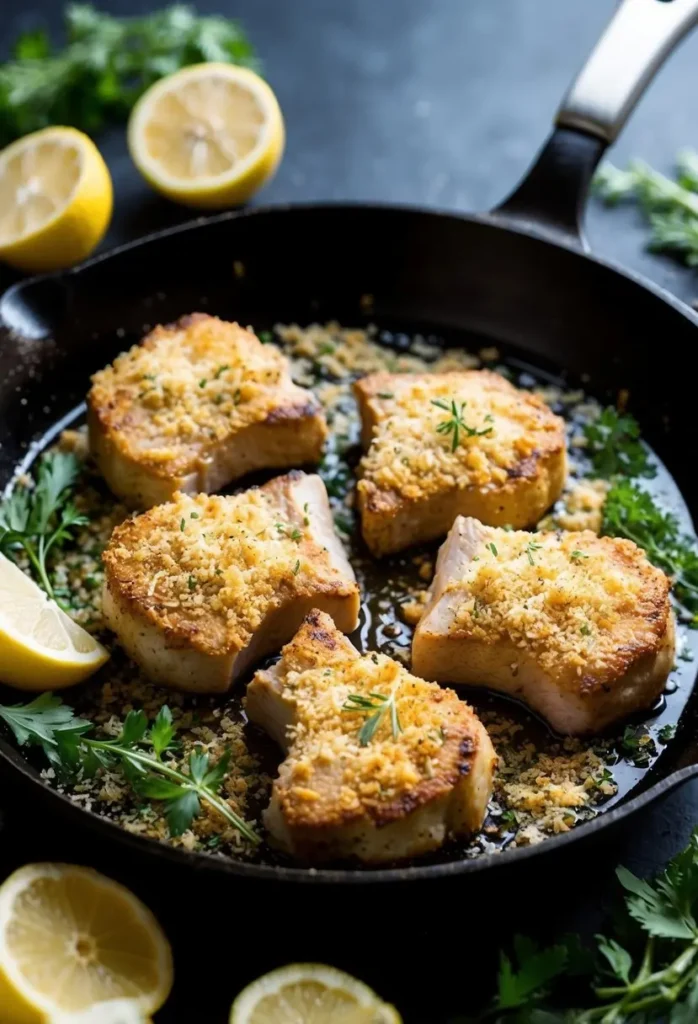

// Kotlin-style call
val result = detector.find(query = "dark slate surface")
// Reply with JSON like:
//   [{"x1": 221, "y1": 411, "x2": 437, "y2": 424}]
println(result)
[{"x1": 1, "y1": 2, "x2": 698, "y2": 1020}]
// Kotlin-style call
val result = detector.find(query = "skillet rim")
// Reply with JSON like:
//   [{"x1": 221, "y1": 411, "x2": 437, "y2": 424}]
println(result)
[{"x1": 2, "y1": 198, "x2": 698, "y2": 885}]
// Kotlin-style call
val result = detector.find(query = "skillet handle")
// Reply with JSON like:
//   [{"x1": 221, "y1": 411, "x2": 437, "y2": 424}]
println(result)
[{"x1": 493, "y1": 0, "x2": 698, "y2": 247}]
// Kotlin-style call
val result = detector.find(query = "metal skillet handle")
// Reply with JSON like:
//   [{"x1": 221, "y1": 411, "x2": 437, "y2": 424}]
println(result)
[{"x1": 494, "y1": 0, "x2": 698, "y2": 246}]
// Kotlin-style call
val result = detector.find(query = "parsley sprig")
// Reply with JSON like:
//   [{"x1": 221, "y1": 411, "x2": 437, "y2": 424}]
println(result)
[
  {"x1": 482, "y1": 829, "x2": 698, "y2": 1020},
  {"x1": 602, "y1": 479, "x2": 698, "y2": 623},
  {"x1": 342, "y1": 688, "x2": 403, "y2": 746},
  {"x1": 595, "y1": 152, "x2": 698, "y2": 267},
  {"x1": 0, "y1": 694, "x2": 258, "y2": 844},
  {"x1": 0, "y1": 452, "x2": 88, "y2": 601},
  {"x1": 583, "y1": 407, "x2": 656, "y2": 479},
  {"x1": 0, "y1": 4, "x2": 258, "y2": 147},
  {"x1": 431, "y1": 399, "x2": 494, "y2": 453}
]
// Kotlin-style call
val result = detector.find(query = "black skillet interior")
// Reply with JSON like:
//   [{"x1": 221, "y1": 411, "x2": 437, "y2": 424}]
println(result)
[{"x1": 3, "y1": 140, "x2": 698, "y2": 883}]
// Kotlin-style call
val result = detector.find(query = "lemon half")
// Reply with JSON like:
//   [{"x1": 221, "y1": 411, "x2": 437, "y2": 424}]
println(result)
[
  {"x1": 0, "y1": 863, "x2": 172, "y2": 1023},
  {"x1": 0, "y1": 126, "x2": 113, "y2": 274},
  {"x1": 230, "y1": 964, "x2": 402, "y2": 1024},
  {"x1": 0, "y1": 553, "x2": 108, "y2": 690},
  {"x1": 128, "y1": 63, "x2": 285, "y2": 209}
]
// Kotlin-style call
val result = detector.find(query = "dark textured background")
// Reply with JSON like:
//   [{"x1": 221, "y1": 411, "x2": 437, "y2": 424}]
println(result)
[{"x1": 2, "y1": 2, "x2": 698, "y2": 1020}]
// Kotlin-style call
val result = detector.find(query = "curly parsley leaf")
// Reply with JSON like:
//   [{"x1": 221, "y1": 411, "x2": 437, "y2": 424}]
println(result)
[{"x1": 583, "y1": 407, "x2": 656, "y2": 479}]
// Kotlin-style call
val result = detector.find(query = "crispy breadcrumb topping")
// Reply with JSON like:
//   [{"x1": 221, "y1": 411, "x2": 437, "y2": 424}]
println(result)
[
  {"x1": 103, "y1": 485, "x2": 348, "y2": 655},
  {"x1": 90, "y1": 314, "x2": 318, "y2": 474},
  {"x1": 275, "y1": 649, "x2": 479, "y2": 817},
  {"x1": 357, "y1": 370, "x2": 564, "y2": 500},
  {"x1": 449, "y1": 527, "x2": 670, "y2": 676}
]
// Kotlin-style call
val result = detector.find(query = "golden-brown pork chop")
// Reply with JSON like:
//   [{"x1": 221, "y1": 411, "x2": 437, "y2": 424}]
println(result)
[
  {"x1": 102, "y1": 473, "x2": 359, "y2": 692},
  {"x1": 412, "y1": 517, "x2": 675, "y2": 735},
  {"x1": 354, "y1": 370, "x2": 567, "y2": 556},
  {"x1": 89, "y1": 313, "x2": 327, "y2": 508},
  {"x1": 246, "y1": 610, "x2": 496, "y2": 863}
]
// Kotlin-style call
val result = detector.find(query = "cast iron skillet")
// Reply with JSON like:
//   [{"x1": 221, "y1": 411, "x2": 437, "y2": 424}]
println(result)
[{"x1": 2, "y1": 0, "x2": 698, "y2": 886}]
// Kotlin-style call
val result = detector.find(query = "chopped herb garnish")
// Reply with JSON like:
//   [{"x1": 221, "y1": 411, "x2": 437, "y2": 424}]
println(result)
[
  {"x1": 317, "y1": 342, "x2": 336, "y2": 356},
  {"x1": 342, "y1": 689, "x2": 402, "y2": 746},
  {"x1": 187, "y1": 575, "x2": 197, "y2": 591},
  {"x1": 431, "y1": 398, "x2": 494, "y2": 452},
  {"x1": 258, "y1": 330, "x2": 273, "y2": 343},
  {"x1": 525, "y1": 541, "x2": 542, "y2": 565},
  {"x1": 198, "y1": 378, "x2": 207, "y2": 388},
  {"x1": 580, "y1": 622, "x2": 592, "y2": 636},
  {"x1": 658, "y1": 723, "x2": 676, "y2": 744},
  {"x1": 180, "y1": 518, "x2": 186, "y2": 532},
  {"x1": 486, "y1": 542, "x2": 498, "y2": 557},
  {"x1": 214, "y1": 364, "x2": 230, "y2": 379},
  {"x1": 570, "y1": 549, "x2": 589, "y2": 563},
  {"x1": 233, "y1": 388, "x2": 242, "y2": 405},
  {"x1": 377, "y1": 392, "x2": 394, "y2": 399},
  {"x1": 190, "y1": 512, "x2": 199, "y2": 519},
  {"x1": 292, "y1": 559, "x2": 300, "y2": 575},
  {"x1": 583, "y1": 406, "x2": 655, "y2": 479}
]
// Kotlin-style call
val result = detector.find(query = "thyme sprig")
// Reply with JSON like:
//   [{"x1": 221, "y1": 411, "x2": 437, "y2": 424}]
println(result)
[
  {"x1": 342, "y1": 688, "x2": 403, "y2": 746},
  {"x1": 0, "y1": 694, "x2": 258, "y2": 844},
  {"x1": 430, "y1": 398, "x2": 494, "y2": 452}
]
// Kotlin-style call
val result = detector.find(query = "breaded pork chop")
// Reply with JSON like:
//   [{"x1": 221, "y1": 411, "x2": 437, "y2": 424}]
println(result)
[
  {"x1": 89, "y1": 313, "x2": 327, "y2": 508},
  {"x1": 354, "y1": 370, "x2": 566, "y2": 556},
  {"x1": 102, "y1": 473, "x2": 359, "y2": 693},
  {"x1": 246, "y1": 610, "x2": 496, "y2": 864},
  {"x1": 412, "y1": 517, "x2": 675, "y2": 735}
]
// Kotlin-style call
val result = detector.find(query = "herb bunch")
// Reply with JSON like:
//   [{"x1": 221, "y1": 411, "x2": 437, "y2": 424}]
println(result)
[
  {"x1": 583, "y1": 407, "x2": 656, "y2": 480},
  {"x1": 0, "y1": 4, "x2": 258, "y2": 146},
  {"x1": 0, "y1": 693, "x2": 258, "y2": 844},
  {"x1": 0, "y1": 452, "x2": 87, "y2": 601},
  {"x1": 480, "y1": 828, "x2": 698, "y2": 1021},
  {"x1": 594, "y1": 151, "x2": 698, "y2": 267}
]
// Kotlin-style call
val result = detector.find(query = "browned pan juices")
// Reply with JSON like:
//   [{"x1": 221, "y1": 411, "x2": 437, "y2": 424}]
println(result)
[{"x1": 6, "y1": 321, "x2": 698, "y2": 869}]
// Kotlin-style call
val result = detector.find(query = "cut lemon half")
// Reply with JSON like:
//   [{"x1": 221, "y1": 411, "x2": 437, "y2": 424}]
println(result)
[
  {"x1": 0, "y1": 863, "x2": 173, "y2": 1023},
  {"x1": 230, "y1": 964, "x2": 402, "y2": 1024},
  {"x1": 0, "y1": 126, "x2": 113, "y2": 274},
  {"x1": 0, "y1": 553, "x2": 108, "y2": 690},
  {"x1": 128, "y1": 63, "x2": 285, "y2": 209}
]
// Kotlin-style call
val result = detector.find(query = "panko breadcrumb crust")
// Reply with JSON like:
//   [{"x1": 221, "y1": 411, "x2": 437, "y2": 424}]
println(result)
[{"x1": 26, "y1": 322, "x2": 673, "y2": 860}]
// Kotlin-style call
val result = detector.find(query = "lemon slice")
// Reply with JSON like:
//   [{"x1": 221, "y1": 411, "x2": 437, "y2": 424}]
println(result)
[
  {"x1": 0, "y1": 126, "x2": 113, "y2": 274},
  {"x1": 230, "y1": 964, "x2": 402, "y2": 1024},
  {"x1": 0, "y1": 863, "x2": 173, "y2": 1023},
  {"x1": 0, "y1": 553, "x2": 108, "y2": 690},
  {"x1": 128, "y1": 63, "x2": 285, "y2": 209}
]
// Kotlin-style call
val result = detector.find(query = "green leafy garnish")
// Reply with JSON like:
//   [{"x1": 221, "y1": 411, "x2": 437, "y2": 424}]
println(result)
[
  {"x1": 430, "y1": 398, "x2": 494, "y2": 452},
  {"x1": 583, "y1": 407, "x2": 655, "y2": 479},
  {"x1": 0, "y1": 4, "x2": 258, "y2": 146},
  {"x1": 0, "y1": 452, "x2": 87, "y2": 601},
  {"x1": 0, "y1": 694, "x2": 258, "y2": 844},
  {"x1": 342, "y1": 689, "x2": 402, "y2": 746},
  {"x1": 480, "y1": 829, "x2": 698, "y2": 1020},
  {"x1": 525, "y1": 541, "x2": 542, "y2": 566},
  {"x1": 595, "y1": 152, "x2": 698, "y2": 267},
  {"x1": 602, "y1": 479, "x2": 698, "y2": 623}
]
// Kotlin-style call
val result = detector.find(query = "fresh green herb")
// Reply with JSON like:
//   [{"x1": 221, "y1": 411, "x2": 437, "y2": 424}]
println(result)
[
  {"x1": 595, "y1": 151, "x2": 698, "y2": 267},
  {"x1": 0, "y1": 452, "x2": 88, "y2": 601},
  {"x1": 0, "y1": 694, "x2": 257, "y2": 843},
  {"x1": 334, "y1": 512, "x2": 354, "y2": 536},
  {"x1": 525, "y1": 541, "x2": 542, "y2": 566},
  {"x1": 214, "y1": 394, "x2": 225, "y2": 405},
  {"x1": 658, "y1": 724, "x2": 676, "y2": 744},
  {"x1": 214, "y1": 364, "x2": 230, "y2": 379},
  {"x1": 0, "y1": 4, "x2": 258, "y2": 147},
  {"x1": 317, "y1": 342, "x2": 336, "y2": 356},
  {"x1": 292, "y1": 559, "x2": 300, "y2": 575},
  {"x1": 571, "y1": 549, "x2": 589, "y2": 563},
  {"x1": 583, "y1": 406, "x2": 655, "y2": 479},
  {"x1": 481, "y1": 829, "x2": 698, "y2": 1020},
  {"x1": 602, "y1": 479, "x2": 698, "y2": 623},
  {"x1": 198, "y1": 378, "x2": 207, "y2": 388},
  {"x1": 180, "y1": 518, "x2": 186, "y2": 531},
  {"x1": 187, "y1": 575, "x2": 196, "y2": 591},
  {"x1": 377, "y1": 392, "x2": 394, "y2": 399},
  {"x1": 258, "y1": 330, "x2": 273, "y2": 344},
  {"x1": 580, "y1": 622, "x2": 592, "y2": 637},
  {"x1": 499, "y1": 808, "x2": 518, "y2": 830},
  {"x1": 190, "y1": 512, "x2": 199, "y2": 519},
  {"x1": 430, "y1": 398, "x2": 494, "y2": 452},
  {"x1": 342, "y1": 689, "x2": 402, "y2": 746},
  {"x1": 621, "y1": 724, "x2": 656, "y2": 767},
  {"x1": 487, "y1": 542, "x2": 498, "y2": 557},
  {"x1": 233, "y1": 388, "x2": 242, "y2": 405}
]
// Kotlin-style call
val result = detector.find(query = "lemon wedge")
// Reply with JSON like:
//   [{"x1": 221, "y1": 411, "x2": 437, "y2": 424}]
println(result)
[
  {"x1": 230, "y1": 964, "x2": 402, "y2": 1024},
  {"x1": 0, "y1": 126, "x2": 113, "y2": 274},
  {"x1": 0, "y1": 863, "x2": 173, "y2": 1023},
  {"x1": 0, "y1": 553, "x2": 108, "y2": 690},
  {"x1": 128, "y1": 63, "x2": 285, "y2": 209}
]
